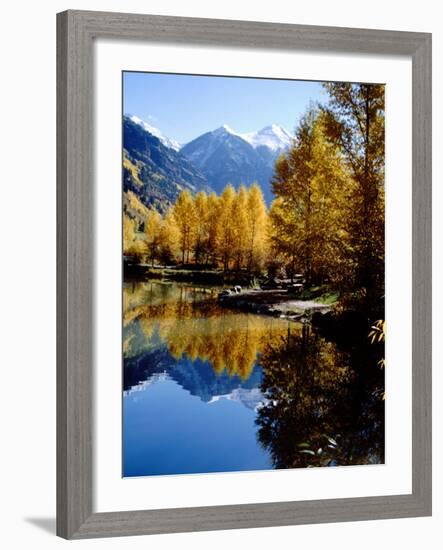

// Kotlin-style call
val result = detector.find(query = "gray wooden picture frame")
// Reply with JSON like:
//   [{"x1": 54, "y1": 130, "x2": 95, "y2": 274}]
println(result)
[{"x1": 57, "y1": 9, "x2": 432, "y2": 539}]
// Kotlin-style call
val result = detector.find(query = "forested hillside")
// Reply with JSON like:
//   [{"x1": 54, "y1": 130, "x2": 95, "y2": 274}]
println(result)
[{"x1": 123, "y1": 116, "x2": 210, "y2": 213}]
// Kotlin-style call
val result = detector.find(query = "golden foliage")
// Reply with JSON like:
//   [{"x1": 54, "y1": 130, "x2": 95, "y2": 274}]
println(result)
[
  {"x1": 123, "y1": 283, "x2": 293, "y2": 379},
  {"x1": 125, "y1": 190, "x2": 150, "y2": 220},
  {"x1": 123, "y1": 153, "x2": 143, "y2": 187},
  {"x1": 136, "y1": 185, "x2": 269, "y2": 272},
  {"x1": 321, "y1": 83, "x2": 385, "y2": 308},
  {"x1": 171, "y1": 189, "x2": 198, "y2": 264},
  {"x1": 269, "y1": 111, "x2": 354, "y2": 284},
  {"x1": 269, "y1": 84, "x2": 385, "y2": 314},
  {"x1": 369, "y1": 319, "x2": 385, "y2": 344},
  {"x1": 123, "y1": 213, "x2": 145, "y2": 260}
]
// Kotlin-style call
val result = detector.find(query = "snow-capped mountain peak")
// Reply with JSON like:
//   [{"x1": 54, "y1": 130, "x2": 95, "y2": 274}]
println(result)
[
  {"x1": 180, "y1": 122, "x2": 293, "y2": 205},
  {"x1": 209, "y1": 123, "x2": 292, "y2": 151},
  {"x1": 128, "y1": 115, "x2": 181, "y2": 151},
  {"x1": 241, "y1": 124, "x2": 293, "y2": 151},
  {"x1": 212, "y1": 124, "x2": 239, "y2": 137}
]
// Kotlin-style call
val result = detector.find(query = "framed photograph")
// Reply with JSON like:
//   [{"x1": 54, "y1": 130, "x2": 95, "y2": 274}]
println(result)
[{"x1": 57, "y1": 10, "x2": 432, "y2": 539}]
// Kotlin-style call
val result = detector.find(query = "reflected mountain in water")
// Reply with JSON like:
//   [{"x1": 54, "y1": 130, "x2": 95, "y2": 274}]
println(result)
[
  {"x1": 208, "y1": 387, "x2": 265, "y2": 411},
  {"x1": 124, "y1": 348, "x2": 265, "y2": 409},
  {"x1": 123, "y1": 281, "x2": 384, "y2": 476},
  {"x1": 123, "y1": 281, "x2": 291, "y2": 406}
]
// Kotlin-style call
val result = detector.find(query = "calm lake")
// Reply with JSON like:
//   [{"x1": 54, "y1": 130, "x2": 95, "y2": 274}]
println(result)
[{"x1": 123, "y1": 281, "x2": 384, "y2": 477}]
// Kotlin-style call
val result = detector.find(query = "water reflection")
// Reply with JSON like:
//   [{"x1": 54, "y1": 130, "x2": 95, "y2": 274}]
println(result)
[
  {"x1": 257, "y1": 324, "x2": 385, "y2": 468},
  {"x1": 123, "y1": 281, "x2": 384, "y2": 477},
  {"x1": 123, "y1": 282, "x2": 292, "y2": 380}
]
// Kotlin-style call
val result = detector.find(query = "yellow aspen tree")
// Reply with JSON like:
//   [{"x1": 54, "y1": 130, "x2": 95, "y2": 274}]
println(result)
[
  {"x1": 217, "y1": 185, "x2": 236, "y2": 271},
  {"x1": 271, "y1": 111, "x2": 352, "y2": 284},
  {"x1": 159, "y1": 210, "x2": 180, "y2": 264},
  {"x1": 205, "y1": 193, "x2": 221, "y2": 266},
  {"x1": 171, "y1": 190, "x2": 197, "y2": 264},
  {"x1": 145, "y1": 209, "x2": 162, "y2": 266},
  {"x1": 246, "y1": 183, "x2": 268, "y2": 272},
  {"x1": 193, "y1": 191, "x2": 208, "y2": 264},
  {"x1": 232, "y1": 185, "x2": 249, "y2": 270},
  {"x1": 268, "y1": 196, "x2": 298, "y2": 277},
  {"x1": 321, "y1": 83, "x2": 385, "y2": 312},
  {"x1": 123, "y1": 214, "x2": 137, "y2": 255},
  {"x1": 123, "y1": 213, "x2": 145, "y2": 261}
]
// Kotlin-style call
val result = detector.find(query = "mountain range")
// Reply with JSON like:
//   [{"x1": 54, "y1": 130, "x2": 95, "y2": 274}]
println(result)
[
  {"x1": 123, "y1": 116, "x2": 209, "y2": 212},
  {"x1": 124, "y1": 345, "x2": 265, "y2": 411},
  {"x1": 123, "y1": 115, "x2": 293, "y2": 209},
  {"x1": 181, "y1": 124, "x2": 292, "y2": 203},
  {"x1": 128, "y1": 115, "x2": 181, "y2": 151}
]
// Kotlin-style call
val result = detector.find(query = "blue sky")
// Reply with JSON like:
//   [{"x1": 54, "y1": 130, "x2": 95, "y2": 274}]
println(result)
[{"x1": 123, "y1": 72, "x2": 326, "y2": 144}]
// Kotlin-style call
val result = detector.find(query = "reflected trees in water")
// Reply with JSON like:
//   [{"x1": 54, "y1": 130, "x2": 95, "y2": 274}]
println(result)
[
  {"x1": 256, "y1": 323, "x2": 385, "y2": 469},
  {"x1": 123, "y1": 282, "x2": 291, "y2": 380},
  {"x1": 123, "y1": 282, "x2": 384, "y2": 471}
]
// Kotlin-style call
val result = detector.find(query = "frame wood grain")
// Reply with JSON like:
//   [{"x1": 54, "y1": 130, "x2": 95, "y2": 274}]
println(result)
[{"x1": 56, "y1": 9, "x2": 432, "y2": 539}]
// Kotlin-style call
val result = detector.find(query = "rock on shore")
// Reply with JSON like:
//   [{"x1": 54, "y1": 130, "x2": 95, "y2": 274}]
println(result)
[{"x1": 218, "y1": 289, "x2": 332, "y2": 321}]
